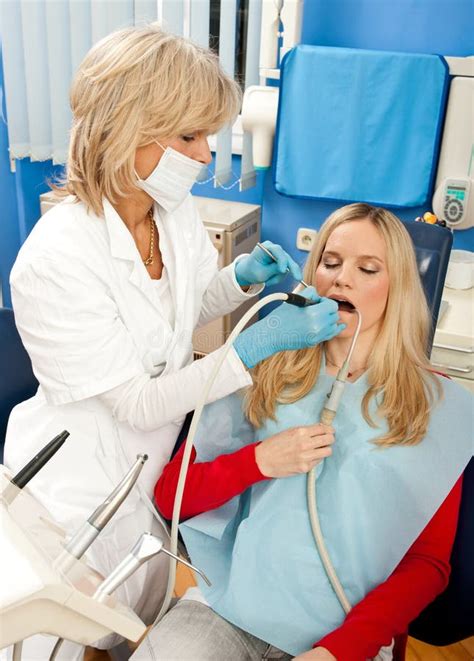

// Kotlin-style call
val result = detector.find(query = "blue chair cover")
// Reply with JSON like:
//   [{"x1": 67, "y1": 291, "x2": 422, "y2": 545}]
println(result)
[
  {"x1": 274, "y1": 45, "x2": 449, "y2": 207},
  {"x1": 0, "y1": 308, "x2": 38, "y2": 462}
]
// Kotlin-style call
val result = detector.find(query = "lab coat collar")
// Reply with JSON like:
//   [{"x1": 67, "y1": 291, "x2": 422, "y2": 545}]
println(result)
[
  {"x1": 102, "y1": 198, "x2": 168, "y2": 322},
  {"x1": 103, "y1": 198, "x2": 140, "y2": 263}
]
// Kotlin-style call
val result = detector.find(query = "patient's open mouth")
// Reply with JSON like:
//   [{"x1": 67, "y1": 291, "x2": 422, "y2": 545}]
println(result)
[{"x1": 332, "y1": 299, "x2": 356, "y2": 312}]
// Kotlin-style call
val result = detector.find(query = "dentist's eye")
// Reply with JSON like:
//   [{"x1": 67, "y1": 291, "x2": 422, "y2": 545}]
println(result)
[{"x1": 181, "y1": 135, "x2": 195, "y2": 142}]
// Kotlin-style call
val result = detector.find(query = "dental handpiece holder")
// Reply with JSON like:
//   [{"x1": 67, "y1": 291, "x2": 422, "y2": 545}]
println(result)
[{"x1": 0, "y1": 468, "x2": 147, "y2": 650}]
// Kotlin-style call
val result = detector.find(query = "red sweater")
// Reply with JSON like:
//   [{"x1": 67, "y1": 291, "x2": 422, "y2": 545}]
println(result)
[{"x1": 154, "y1": 442, "x2": 462, "y2": 661}]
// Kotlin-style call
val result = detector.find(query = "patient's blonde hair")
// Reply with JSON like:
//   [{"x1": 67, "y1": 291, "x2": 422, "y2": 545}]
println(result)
[
  {"x1": 246, "y1": 204, "x2": 442, "y2": 447},
  {"x1": 55, "y1": 23, "x2": 241, "y2": 216}
]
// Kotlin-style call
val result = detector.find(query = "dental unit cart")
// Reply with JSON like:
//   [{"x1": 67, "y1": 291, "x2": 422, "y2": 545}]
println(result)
[
  {"x1": 0, "y1": 467, "x2": 147, "y2": 652},
  {"x1": 431, "y1": 286, "x2": 474, "y2": 393}
]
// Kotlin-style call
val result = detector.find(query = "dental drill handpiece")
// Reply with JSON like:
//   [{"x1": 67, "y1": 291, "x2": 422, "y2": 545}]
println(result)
[
  {"x1": 256, "y1": 242, "x2": 311, "y2": 289},
  {"x1": 55, "y1": 454, "x2": 148, "y2": 573},
  {"x1": 93, "y1": 532, "x2": 211, "y2": 603}
]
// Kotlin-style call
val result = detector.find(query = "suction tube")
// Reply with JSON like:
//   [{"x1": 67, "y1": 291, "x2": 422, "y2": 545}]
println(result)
[{"x1": 307, "y1": 309, "x2": 363, "y2": 614}]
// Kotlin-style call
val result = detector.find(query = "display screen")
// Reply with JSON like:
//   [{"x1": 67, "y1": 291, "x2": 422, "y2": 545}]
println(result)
[{"x1": 447, "y1": 186, "x2": 465, "y2": 200}]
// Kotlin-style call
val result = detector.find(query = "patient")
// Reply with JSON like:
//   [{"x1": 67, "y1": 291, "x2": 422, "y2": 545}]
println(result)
[{"x1": 132, "y1": 204, "x2": 472, "y2": 661}]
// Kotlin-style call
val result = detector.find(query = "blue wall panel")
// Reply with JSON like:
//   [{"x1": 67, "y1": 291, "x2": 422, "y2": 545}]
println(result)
[{"x1": 301, "y1": 0, "x2": 474, "y2": 56}]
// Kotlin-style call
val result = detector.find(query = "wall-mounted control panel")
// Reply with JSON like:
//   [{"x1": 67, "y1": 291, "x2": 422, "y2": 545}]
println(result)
[{"x1": 434, "y1": 177, "x2": 471, "y2": 228}]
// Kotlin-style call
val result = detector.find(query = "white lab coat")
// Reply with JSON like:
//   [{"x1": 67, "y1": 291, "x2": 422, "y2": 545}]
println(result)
[{"x1": 4, "y1": 195, "x2": 259, "y2": 653}]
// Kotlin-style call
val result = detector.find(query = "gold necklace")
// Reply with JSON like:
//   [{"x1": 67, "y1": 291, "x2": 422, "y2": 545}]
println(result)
[
  {"x1": 143, "y1": 208, "x2": 155, "y2": 266},
  {"x1": 325, "y1": 355, "x2": 367, "y2": 378}
]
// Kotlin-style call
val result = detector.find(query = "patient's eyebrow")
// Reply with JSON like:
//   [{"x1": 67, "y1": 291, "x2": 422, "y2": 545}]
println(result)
[
  {"x1": 322, "y1": 250, "x2": 384, "y2": 263},
  {"x1": 358, "y1": 254, "x2": 384, "y2": 263}
]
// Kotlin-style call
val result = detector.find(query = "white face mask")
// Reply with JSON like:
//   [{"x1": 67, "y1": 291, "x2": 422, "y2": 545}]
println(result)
[{"x1": 136, "y1": 142, "x2": 205, "y2": 212}]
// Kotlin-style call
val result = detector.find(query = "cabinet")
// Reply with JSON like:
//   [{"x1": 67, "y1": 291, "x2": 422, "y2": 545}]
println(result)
[{"x1": 192, "y1": 197, "x2": 261, "y2": 356}]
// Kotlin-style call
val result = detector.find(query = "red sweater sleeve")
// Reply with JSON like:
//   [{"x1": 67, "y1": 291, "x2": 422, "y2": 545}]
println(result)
[
  {"x1": 315, "y1": 477, "x2": 463, "y2": 661},
  {"x1": 154, "y1": 440, "x2": 268, "y2": 520}
]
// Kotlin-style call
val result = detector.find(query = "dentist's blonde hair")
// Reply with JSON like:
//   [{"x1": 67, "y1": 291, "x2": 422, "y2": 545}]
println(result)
[
  {"x1": 246, "y1": 204, "x2": 442, "y2": 447},
  {"x1": 54, "y1": 23, "x2": 241, "y2": 216}
]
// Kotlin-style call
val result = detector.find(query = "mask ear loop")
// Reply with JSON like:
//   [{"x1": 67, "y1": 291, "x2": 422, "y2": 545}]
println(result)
[{"x1": 134, "y1": 141, "x2": 167, "y2": 183}]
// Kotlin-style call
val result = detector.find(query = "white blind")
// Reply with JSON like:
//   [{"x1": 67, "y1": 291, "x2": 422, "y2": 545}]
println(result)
[
  {"x1": 0, "y1": 0, "x2": 259, "y2": 188},
  {"x1": 214, "y1": 0, "x2": 237, "y2": 186},
  {"x1": 240, "y1": 0, "x2": 262, "y2": 191},
  {"x1": 189, "y1": 0, "x2": 210, "y2": 47}
]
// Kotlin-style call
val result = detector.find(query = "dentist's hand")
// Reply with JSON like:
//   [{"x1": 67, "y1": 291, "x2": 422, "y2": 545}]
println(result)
[
  {"x1": 255, "y1": 423, "x2": 335, "y2": 478},
  {"x1": 234, "y1": 287, "x2": 344, "y2": 369},
  {"x1": 235, "y1": 241, "x2": 303, "y2": 287}
]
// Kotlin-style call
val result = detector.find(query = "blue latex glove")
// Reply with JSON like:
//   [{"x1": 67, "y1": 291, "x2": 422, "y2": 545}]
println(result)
[
  {"x1": 234, "y1": 288, "x2": 345, "y2": 369},
  {"x1": 235, "y1": 241, "x2": 303, "y2": 287}
]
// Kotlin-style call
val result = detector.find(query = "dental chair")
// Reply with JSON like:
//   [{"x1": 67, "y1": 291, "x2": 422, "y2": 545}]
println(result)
[
  {"x1": 0, "y1": 307, "x2": 38, "y2": 463},
  {"x1": 172, "y1": 221, "x2": 469, "y2": 659}
]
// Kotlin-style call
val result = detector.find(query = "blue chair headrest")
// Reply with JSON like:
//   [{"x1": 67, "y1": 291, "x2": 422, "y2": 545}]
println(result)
[{"x1": 403, "y1": 222, "x2": 453, "y2": 351}]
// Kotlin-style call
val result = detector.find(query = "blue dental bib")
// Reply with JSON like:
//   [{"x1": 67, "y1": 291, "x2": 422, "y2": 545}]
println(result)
[{"x1": 180, "y1": 373, "x2": 473, "y2": 655}]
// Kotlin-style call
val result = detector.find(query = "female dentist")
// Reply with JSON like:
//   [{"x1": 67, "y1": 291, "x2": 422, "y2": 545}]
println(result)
[{"x1": 4, "y1": 23, "x2": 341, "y2": 660}]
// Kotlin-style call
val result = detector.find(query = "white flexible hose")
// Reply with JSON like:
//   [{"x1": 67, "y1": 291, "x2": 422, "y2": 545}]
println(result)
[
  {"x1": 306, "y1": 309, "x2": 363, "y2": 616},
  {"x1": 307, "y1": 481, "x2": 388, "y2": 661},
  {"x1": 307, "y1": 473, "x2": 352, "y2": 613},
  {"x1": 306, "y1": 308, "x2": 387, "y2": 661},
  {"x1": 154, "y1": 292, "x2": 289, "y2": 624}
]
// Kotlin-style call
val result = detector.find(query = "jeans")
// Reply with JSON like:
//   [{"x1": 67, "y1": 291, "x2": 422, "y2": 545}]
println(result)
[{"x1": 130, "y1": 600, "x2": 293, "y2": 661}]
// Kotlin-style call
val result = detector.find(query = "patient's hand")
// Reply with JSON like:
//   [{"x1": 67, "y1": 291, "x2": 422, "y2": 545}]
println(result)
[
  {"x1": 255, "y1": 423, "x2": 334, "y2": 478},
  {"x1": 293, "y1": 647, "x2": 337, "y2": 660}
]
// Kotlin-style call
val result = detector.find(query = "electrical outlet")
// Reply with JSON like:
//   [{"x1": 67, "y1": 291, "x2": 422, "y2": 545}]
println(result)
[{"x1": 296, "y1": 228, "x2": 318, "y2": 251}]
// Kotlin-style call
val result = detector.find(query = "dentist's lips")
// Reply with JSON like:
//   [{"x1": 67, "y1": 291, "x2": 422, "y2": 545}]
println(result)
[{"x1": 329, "y1": 296, "x2": 356, "y2": 313}]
